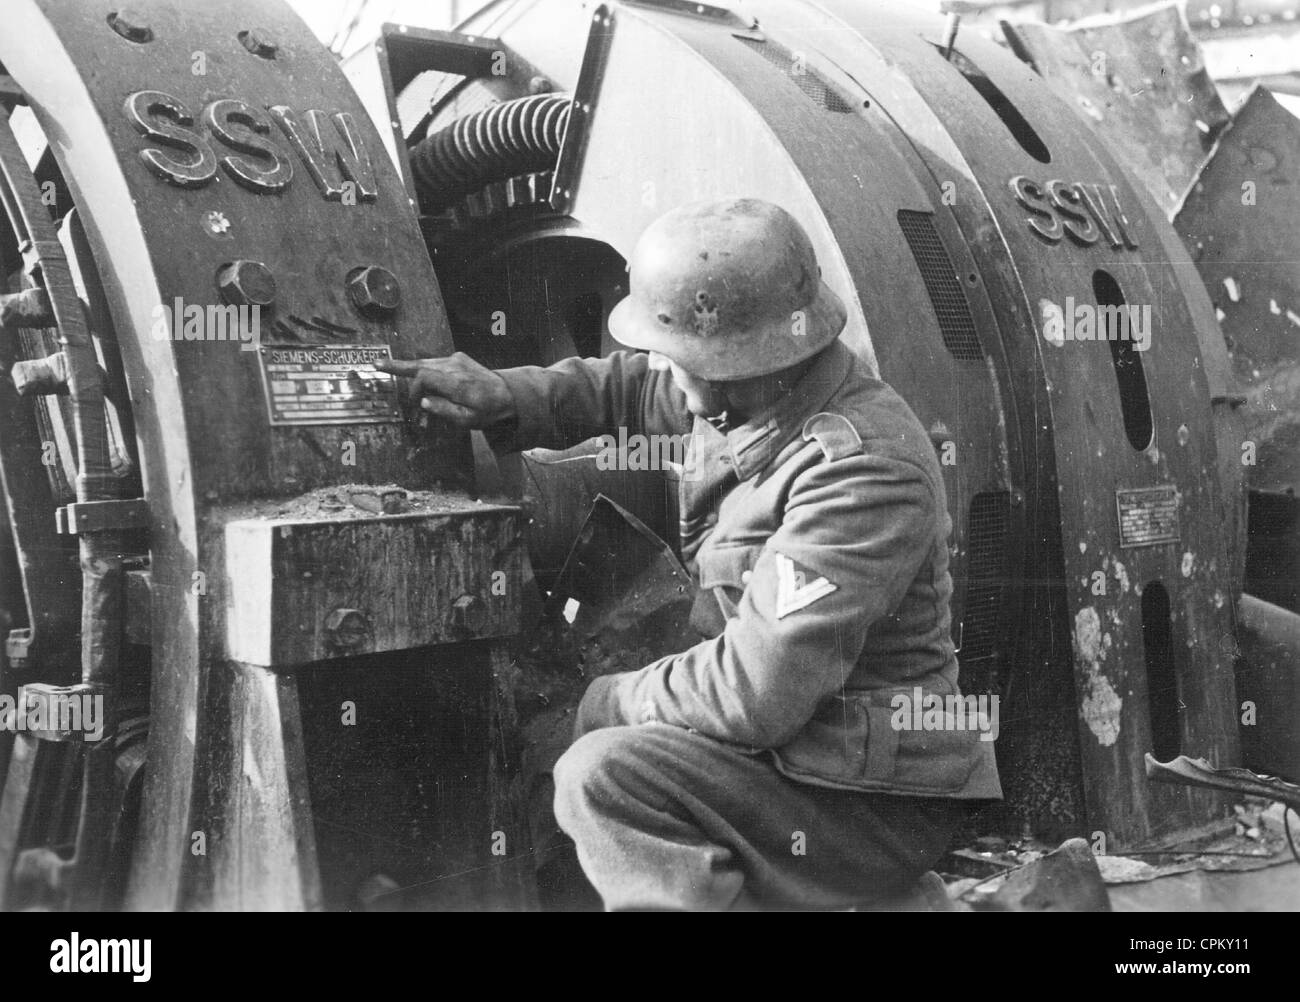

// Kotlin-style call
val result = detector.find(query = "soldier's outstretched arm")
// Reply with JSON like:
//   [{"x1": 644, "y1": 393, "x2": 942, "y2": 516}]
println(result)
[
  {"x1": 376, "y1": 352, "x2": 516, "y2": 427},
  {"x1": 378, "y1": 349, "x2": 690, "y2": 452}
]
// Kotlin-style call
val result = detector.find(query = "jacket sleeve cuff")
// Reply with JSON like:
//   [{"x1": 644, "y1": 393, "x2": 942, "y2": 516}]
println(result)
[
  {"x1": 572, "y1": 673, "x2": 633, "y2": 739},
  {"x1": 487, "y1": 367, "x2": 554, "y2": 453}
]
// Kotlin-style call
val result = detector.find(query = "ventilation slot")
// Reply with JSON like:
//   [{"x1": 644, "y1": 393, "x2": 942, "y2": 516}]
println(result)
[
  {"x1": 736, "y1": 37, "x2": 853, "y2": 113},
  {"x1": 941, "y1": 47, "x2": 1051, "y2": 164},
  {"x1": 1094, "y1": 269, "x2": 1153, "y2": 451},
  {"x1": 1142, "y1": 581, "x2": 1180, "y2": 762},
  {"x1": 958, "y1": 490, "x2": 1011, "y2": 666},
  {"x1": 897, "y1": 210, "x2": 984, "y2": 361}
]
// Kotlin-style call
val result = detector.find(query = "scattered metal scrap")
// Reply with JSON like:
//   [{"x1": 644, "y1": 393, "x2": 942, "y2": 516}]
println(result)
[
  {"x1": 1146, "y1": 753, "x2": 1300, "y2": 812},
  {"x1": 945, "y1": 800, "x2": 1298, "y2": 910},
  {"x1": 1004, "y1": 1, "x2": 1229, "y2": 214}
]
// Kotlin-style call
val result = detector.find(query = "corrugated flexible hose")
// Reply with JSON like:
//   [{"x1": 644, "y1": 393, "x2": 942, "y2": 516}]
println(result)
[{"x1": 410, "y1": 94, "x2": 571, "y2": 214}]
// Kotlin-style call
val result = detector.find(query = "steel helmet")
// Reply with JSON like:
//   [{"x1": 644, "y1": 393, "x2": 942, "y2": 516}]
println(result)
[{"x1": 608, "y1": 198, "x2": 847, "y2": 380}]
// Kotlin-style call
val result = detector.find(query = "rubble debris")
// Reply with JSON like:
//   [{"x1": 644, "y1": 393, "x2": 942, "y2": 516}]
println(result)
[{"x1": 982, "y1": 837, "x2": 1112, "y2": 911}]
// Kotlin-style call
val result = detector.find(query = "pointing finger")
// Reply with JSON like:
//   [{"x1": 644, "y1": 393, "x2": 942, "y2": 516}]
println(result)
[{"x1": 373, "y1": 358, "x2": 421, "y2": 377}]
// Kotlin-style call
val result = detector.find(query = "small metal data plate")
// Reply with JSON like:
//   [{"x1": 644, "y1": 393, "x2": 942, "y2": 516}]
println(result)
[
  {"x1": 258, "y1": 344, "x2": 401, "y2": 426},
  {"x1": 1116, "y1": 485, "x2": 1180, "y2": 549}
]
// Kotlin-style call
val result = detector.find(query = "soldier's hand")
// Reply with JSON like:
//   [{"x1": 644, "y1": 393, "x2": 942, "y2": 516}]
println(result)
[{"x1": 374, "y1": 352, "x2": 516, "y2": 429}]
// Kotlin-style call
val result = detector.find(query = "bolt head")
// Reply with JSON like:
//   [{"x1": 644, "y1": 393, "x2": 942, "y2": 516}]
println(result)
[
  {"x1": 348, "y1": 266, "x2": 401, "y2": 316},
  {"x1": 324, "y1": 608, "x2": 370, "y2": 651},
  {"x1": 380, "y1": 489, "x2": 409, "y2": 515},
  {"x1": 108, "y1": 8, "x2": 153, "y2": 43},
  {"x1": 239, "y1": 27, "x2": 278, "y2": 59},
  {"x1": 218, "y1": 260, "x2": 276, "y2": 309},
  {"x1": 451, "y1": 595, "x2": 487, "y2": 634}
]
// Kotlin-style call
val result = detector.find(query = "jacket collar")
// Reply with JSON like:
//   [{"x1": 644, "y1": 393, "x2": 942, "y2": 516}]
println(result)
[{"x1": 714, "y1": 340, "x2": 854, "y2": 482}]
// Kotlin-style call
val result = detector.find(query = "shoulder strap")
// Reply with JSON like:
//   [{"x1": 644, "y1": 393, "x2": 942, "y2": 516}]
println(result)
[{"x1": 801, "y1": 412, "x2": 864, "y2": 462}]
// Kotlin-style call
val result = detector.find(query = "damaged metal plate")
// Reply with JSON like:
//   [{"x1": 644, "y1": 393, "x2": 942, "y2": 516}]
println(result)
[
  {"x1": 1146, "y1": 753, "x2": 1300, "y2": 812},
  {"x1": 513, "y1": 491, "x2": 695, "y2": 743},
  {"x1": 512, "y1": 494, "x2": 696, "y2": 902},
  {"x1": 513, "y1": 490, "x2": 696, "y2": 733},
  {"x1": 1005, "y1": 2, "x2": 1229, "y2": 215},
  {"x1": 546, "y1": 492, "x2": 694, "y2": 640},
  {"x1": 1175, "y1": 86, "x2": 1300, "y2": 493}
]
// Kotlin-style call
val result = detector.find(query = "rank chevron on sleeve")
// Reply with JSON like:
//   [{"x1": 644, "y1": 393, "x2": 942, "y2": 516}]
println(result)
[{"x1": 773, "y1": 551, "x2": 837, "y2": 618}]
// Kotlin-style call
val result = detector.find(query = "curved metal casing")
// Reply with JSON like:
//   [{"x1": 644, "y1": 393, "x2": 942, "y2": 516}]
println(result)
[{"x1": 1, "y1": 0, "x2": 523, "y2": 909}]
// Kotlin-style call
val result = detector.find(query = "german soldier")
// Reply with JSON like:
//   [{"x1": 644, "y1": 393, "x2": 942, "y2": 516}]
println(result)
[{"x1": 379, "y1": 198, "x2": 1001, "y2": 910}]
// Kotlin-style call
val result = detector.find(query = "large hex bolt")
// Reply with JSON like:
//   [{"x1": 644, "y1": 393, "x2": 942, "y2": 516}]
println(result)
[
  {"x1": 217, "y1": 260, "x2": 277, "y2": 309},
  {"x1": 347, "y1": 266, "x2": 401, "y2": 318},
  {"x1": 238, "y1": 28, "x2": 279, "y2": 59},
  {"x1": 451, "y1": 595, "x2": 487, "y2": 635},
  {"x1": 107, "y1": 9, "x2": 153, "y2": 43},
  {"x1": 324, "y1": 608, "x2": 371, "y2": 652}
]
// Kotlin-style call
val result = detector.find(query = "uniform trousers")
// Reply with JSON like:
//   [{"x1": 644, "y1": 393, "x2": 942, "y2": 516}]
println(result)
[{"x1": 553, "y1": 722, "x2": 965, "y2": 911}]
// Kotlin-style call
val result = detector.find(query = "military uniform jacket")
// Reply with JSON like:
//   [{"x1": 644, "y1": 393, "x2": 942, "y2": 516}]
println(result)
[{"x1": 492, "y1": 341, "x2": 1002, "y2": 800}]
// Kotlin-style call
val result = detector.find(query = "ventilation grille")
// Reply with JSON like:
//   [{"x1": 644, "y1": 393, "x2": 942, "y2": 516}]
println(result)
[
  {"x1": 735, "y1": 37, "x2": 853, "y2": 113},
  {"x1": 897, "y1": 209, "x2": 984, "y2": 362},
  {"x1": 958, "y1": 490, "x2": 1011, "y2": 665}
]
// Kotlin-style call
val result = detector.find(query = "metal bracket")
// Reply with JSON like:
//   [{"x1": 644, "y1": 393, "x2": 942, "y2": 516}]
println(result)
[
  {"x1": 55, "y1": 498, "x2": 149, "y2": 535},
  {"x1": 551, "y1": 6, "x2": 616, "y2": 215},
  {"x1": 15, "y1": 682, "x2": 103, "y2": 743},
  {"x1": 622, "y1": 0, "x2": 756, "y2": 29},
  {"x1": 11, "y1": 351, "x2": 69, "y2": 396},
  {"x1": 0, "y1": 287, "x2": 52, "y2": 329},
  {"x1": 379, "y1": 25, "x2": 506, "y2": 91},
  {"x1": 19, "y1": 238, "x2": 66, "y2": 276},
  {"x1": 5, "y1": 627, "x2": 32, "y2": 664}
]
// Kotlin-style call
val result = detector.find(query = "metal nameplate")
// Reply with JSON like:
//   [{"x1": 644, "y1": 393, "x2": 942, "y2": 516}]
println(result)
[
  {"x1": 258, "y1": 344, "x2": 400, "y2": 426},
  {"x1": 1116, "y1": 486, "x2": 1180, "y2": 549}
]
